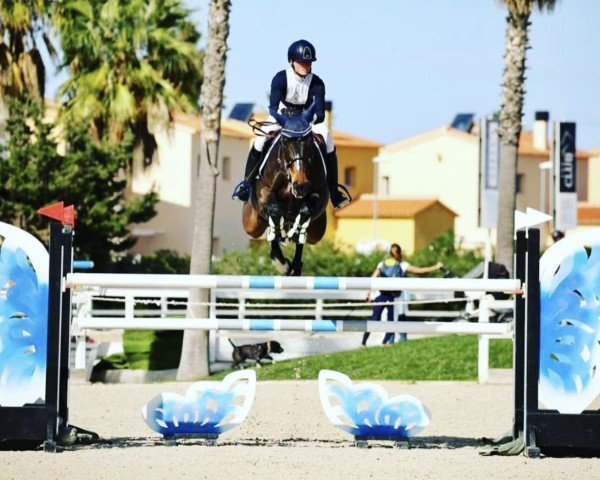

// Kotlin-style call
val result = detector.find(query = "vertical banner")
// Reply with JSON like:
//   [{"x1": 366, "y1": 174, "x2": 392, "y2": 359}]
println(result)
[
  {"x1": 479, "y1": 118, "x2": 500, "y2": 228},
  {"x1": 553, "y1": 122, "x2": 577, "y2": 231}
]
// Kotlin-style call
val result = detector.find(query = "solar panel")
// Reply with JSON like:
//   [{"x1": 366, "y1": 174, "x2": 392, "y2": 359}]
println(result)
[
  {"x1": 228, "y1": 103, "x2": 255, "y2": 122},
  {"x1": 451, "y1": 113, "x2": 475, "y2": 132}
]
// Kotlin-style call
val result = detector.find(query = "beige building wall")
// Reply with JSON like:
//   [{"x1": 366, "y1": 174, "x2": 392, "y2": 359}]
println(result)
[
  {"x1": 589, "y1": 150, "x2": 600, "y2": 204},
  {"x1": 208, "y1": 136, "x2": 251, "y2": 254},
  {"x1": 326, "y1": 146, "x2": 378, "y2": 238},
  {"x1": 335, "y1": 218, "x2": 416, "y2": 254},
  {"x1": 337, "y1": 146, "x2": 376, "y2": 200},
  {"x1": 129, "y1": 122, "x2": 249, "y2": 256},
  {"x1": 377, "y1": 132, "x2": 483, "y2": 247},
  {"x1": 414, "y1": 204, "x2": 456, "y2": 251}
]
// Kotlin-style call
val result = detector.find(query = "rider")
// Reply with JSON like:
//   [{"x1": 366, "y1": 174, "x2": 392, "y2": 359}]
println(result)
[{"x1": 232, "y1": 39, "x2": 350, "y2": 209}]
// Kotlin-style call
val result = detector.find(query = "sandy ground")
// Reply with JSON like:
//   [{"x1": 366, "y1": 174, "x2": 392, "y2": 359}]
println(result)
[{"x1": 1, "y1": 377, "x2": 598, "y2": 480}]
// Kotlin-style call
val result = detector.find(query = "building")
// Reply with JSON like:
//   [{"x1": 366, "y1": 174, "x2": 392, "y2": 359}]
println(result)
[
  {"x1": 334, "y1": 196, "x2": 456, "y2": 255},
  {"x1": 374, "y1": 114, "x2": 593, "y2": 249},
  {"x1": 129, "y1": 113, "x2": 252, "y2": 256},
  {"x1": 576, "y1": 147, "x2": 600, "y2": 231}
]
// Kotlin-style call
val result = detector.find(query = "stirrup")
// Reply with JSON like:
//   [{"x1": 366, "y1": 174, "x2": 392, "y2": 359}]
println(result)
[
  {"x1": 331, "y1": 184, "x2": 352, "y2": 208},
  {"x1": 232, "y1": 180, "x2": 252, "y2": 202}
]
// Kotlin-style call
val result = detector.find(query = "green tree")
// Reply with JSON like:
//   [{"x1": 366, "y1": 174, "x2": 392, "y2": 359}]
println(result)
[
  {"x1": 51, "y1": 0, "x2": 203, "y2": 162},
  {"x1": 495, "y1": 0, "x2": 557, "y2": 274},
  {"x1": 0, "y1": 0, "x2": 55, "y2": 102},
  {"x1": 0, "y1": 95, "x2": 157, "y2": 268},
  {"x1": 177, "y1": 0, "x2": 231, "y2": 381}
]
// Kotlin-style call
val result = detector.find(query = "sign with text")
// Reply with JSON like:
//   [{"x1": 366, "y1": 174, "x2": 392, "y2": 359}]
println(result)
[
  {"x1": 553, "y1": 122, "x2": 577, "y2": 230},
  {"x1": 479, "y1": 118, "x2": 500, "y2": 228}
]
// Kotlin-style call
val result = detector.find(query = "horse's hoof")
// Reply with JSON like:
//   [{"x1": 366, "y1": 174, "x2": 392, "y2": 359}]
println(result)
[{"x1": 272, "y1": 257, "x2": 290, "y2": 274}]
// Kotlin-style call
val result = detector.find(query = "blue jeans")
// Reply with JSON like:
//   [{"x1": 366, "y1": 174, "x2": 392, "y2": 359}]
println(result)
[{"x1": 361, "y1": 293, "x2": 405, "y2": 345}]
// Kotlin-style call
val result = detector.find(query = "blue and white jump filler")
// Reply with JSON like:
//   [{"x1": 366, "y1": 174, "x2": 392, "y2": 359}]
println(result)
[
  {"x1": 142, "y1": 370, "x2": 257, "y2": 443},
  {"x1": 538, "y1": 230, "x2": 600, "y2": 414},
  {"x1": 318, "y1": 369, "x2": 430, "y2": 443},
  {"x1": 0, "y1": 222, "x2": 50, "y2": 407}
]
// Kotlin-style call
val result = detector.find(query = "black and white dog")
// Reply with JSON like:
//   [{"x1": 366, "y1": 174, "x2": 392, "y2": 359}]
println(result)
[{"x1": 229, "y1": 339, "x2": 284, "y2": 368}]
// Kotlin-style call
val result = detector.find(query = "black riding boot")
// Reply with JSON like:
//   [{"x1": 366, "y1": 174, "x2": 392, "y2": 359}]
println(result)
[
  {"x1": 232, "y1": 147, "x2": 262, "y2": 202},
  {"x1": 325, "y1": 149, "x2": 351, "y2": 208},
  {"x1": 244, "y1": 146, "x2": 262, "y2": 178}
]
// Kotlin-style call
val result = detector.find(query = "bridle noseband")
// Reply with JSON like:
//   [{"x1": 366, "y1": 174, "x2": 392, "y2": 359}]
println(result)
[{"x1": 277, "y1": 137, "x2": 312, "y2": 181}]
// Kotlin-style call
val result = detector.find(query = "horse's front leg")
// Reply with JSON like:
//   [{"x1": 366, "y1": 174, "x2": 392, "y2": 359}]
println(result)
[
  {"x1": 288, "y1": 243, "x2": 304, "y2": 277},
  {"x1": 287, "y1": 203, "x2": 312, "y2": 244},
  {"x1": 265, "y1": 201, "x2": 286, "y2": 241},
  {"x1": 265, "y1": 202, "x2": 290, "y2": 274},
  {"x1": 288, "y1": 202, "x2": 314, "y2": 277},
  {"x1": 270, "y1": 239, "x2": 290, "y2": 274}
]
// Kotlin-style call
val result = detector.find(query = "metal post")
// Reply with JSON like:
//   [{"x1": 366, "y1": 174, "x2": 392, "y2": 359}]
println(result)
[
  {"x1": 57, "y1": 225, "x2": 74, "y2": 429},
  {"x1": 477, "y1": 296, "x2": 491, "y2": 384},
  {"x1": 512, "y1": 230, "x2": 527, "y2": 439},
  {"x1": 524, "y1": 228, "x2": 541, "y2": 451}
]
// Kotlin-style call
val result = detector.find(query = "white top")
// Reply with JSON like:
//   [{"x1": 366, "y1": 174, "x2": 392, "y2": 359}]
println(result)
[{"x1": 283, "y1": 67, "x2": 313, "y2": 106}]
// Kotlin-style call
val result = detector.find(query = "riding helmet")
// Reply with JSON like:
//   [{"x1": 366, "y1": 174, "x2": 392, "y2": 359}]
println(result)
[{"x1": 287, "y1": 39, "x2": 317, "y2": 63}]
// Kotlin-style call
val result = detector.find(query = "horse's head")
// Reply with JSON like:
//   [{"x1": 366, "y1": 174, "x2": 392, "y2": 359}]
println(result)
[{"x1": 272, "y1": 102, "x2": 316, "y2": 199}]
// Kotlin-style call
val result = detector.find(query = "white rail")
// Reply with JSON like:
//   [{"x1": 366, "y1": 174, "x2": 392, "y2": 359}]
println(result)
[{"x1": 71, "y1": 282, "x2": 514, "y2": 383}]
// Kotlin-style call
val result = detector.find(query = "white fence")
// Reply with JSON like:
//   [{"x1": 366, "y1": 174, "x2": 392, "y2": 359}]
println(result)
[{"x1": 71, "y1": 280, "x2": 514, "y2": 383}]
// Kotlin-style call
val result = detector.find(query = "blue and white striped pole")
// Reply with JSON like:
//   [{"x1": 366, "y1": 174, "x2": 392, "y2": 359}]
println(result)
[{"x1": 67, "y1": 273, "x2": 520, "y2": 293}]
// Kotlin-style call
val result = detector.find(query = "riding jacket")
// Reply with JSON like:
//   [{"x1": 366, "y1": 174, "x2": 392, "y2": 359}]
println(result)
[{"x1": 268, "y1": 68, "x2": 326, "y2": 124}]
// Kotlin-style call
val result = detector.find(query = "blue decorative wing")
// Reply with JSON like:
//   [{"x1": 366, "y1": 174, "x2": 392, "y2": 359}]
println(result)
[
  {"x1": 539, "y1": 229, "x2": 600, "y2": 414},
  {"x1": 141, "y1": 370, "x2": 256, "y2": 436},
  {"x1": 318, "y1": 370, "x2": 430, "y2": 438},
  {"x1": 0, "y1": 222, "x2": 49, "y2": 406}
]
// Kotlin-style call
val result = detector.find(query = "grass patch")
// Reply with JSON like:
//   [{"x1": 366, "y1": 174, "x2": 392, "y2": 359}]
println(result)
[
  {"x1": 98, "y1": 330, "x2": 182, "y2": 370},
  {"x1": 96, "y1": 333, "x2": 513, "y2": 381},
  {"x1": 209, "y1": 335, "x2": 513, "y2": 381}
]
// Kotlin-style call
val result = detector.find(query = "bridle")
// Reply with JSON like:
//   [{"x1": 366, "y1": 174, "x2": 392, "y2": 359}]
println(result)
[{"x1": 277, "y1": 136, "x2": 312, "y2": 181}]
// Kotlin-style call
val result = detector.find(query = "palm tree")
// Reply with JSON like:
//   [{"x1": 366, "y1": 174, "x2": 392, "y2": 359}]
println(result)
[
  {"x1": 495, "y1": 0, "x2": 557, "y2": 275},
  {"x1": 51, "y1": 0, "x2": 203, "y2": 162},
  {"x1": 177, "y1": 0, "x2": 231, "y2": 380},
  {"x1": 0, "y1": 1, "x2": 55, "y2": 103}
]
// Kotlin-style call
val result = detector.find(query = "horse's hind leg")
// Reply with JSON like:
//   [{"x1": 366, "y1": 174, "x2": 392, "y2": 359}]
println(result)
[
  {"x1": 242, "y1": 202, "x2": 267, "y2": 239},
  {"x1": 306, "y1": 214, "x2": 327, "y2": 245}
]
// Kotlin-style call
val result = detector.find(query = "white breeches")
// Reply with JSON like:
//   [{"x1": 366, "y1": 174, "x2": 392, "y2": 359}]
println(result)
[{"x1": 253, "y1": 115, "x2": 335, "y2": 154}]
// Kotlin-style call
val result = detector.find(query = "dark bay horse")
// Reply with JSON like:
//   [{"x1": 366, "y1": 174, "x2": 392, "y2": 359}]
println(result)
[{"x1": 242, "y1": 105, "x2": 329, "y2": 276}]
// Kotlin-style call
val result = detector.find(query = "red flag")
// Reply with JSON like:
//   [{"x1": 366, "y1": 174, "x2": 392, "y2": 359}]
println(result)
[
  {"x1": 37, "y1": 202, "x2": 76, "y2": 226},
  {"x1": 37, "y1": 202, "x2": 64, "y2": 222}
]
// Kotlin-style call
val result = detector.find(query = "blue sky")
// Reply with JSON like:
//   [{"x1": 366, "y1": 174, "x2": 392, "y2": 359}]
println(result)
[{"x1": 48, "y1": 0, "x2": 600, "y2": 150}]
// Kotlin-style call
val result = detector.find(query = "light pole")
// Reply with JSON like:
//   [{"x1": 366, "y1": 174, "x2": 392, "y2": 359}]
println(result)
[
  {"x1": 539, "y1": 160, "x2": 552, "y2": 214},
  {"x1": 372, "y1": 155, "x2": 385, "y2": 241}
]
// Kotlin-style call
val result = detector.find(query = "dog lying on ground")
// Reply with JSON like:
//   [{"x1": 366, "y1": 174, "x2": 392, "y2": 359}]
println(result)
[{"x1": 229, "y1": 339, "x2": 284, "y2": 368}]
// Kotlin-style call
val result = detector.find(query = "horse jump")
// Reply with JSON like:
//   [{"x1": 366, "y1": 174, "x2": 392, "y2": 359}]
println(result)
[{"x1": 2, "y1": 221, "x2": 600, "y2": 456}]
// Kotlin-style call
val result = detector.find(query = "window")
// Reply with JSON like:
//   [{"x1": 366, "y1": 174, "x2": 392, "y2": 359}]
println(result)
[
  {"x1": 516, "y1": 173, "x2": 524, "y2": 194},
  {"x1": 344, "y1": 167, "x2": 356, "y2": 187},
  {"x1": 222, "y1": 156, "x2": 231, "y2": 181},
  {"x1": 381, "y1": 176, "x2": 390, "y2": 195}
]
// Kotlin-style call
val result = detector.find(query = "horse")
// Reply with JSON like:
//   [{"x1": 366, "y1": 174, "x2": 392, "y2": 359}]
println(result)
[{"x1": 242, "y1": 103, "x2": 329, "y2": 276}]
